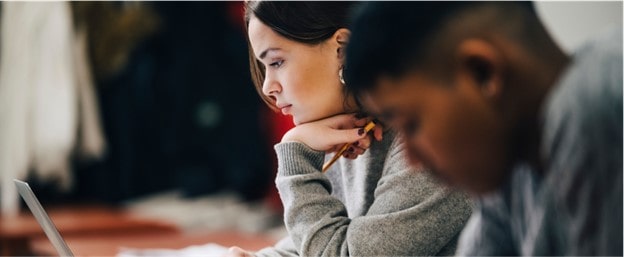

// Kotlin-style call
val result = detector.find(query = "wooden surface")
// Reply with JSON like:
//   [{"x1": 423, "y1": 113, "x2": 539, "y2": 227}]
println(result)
[
  {"x1": 0, "y1": 204, "x2": 178, "y2": 256},
  {"x1": 31, "y1": 230, "x2": 277, "y2": 256}
]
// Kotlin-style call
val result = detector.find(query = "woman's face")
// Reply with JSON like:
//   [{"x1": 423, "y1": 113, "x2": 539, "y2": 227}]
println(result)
[{"x1": 247, "y1": 17, "x2": 349, "y2": 125}]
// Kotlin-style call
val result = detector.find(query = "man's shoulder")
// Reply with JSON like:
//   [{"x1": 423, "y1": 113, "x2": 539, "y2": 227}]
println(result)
[
  {"x1": 541, "y1": 26, "x2": 622, "y2": 159},
  {"x1": 537, "y1": 26, "x2": 623, "y2": 255}
]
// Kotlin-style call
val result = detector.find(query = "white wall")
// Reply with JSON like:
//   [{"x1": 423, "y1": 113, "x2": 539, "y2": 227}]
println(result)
[{"x1": 536, "y1": 1, "x2": 622, "y2": 54}]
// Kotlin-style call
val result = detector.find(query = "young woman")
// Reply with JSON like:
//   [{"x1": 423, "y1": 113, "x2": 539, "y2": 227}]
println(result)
[{"x1": 228, "y1": 2, "x2": 472, "y2": 256}]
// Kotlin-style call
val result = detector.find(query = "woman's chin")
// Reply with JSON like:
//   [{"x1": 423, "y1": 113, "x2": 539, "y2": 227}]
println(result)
[
  {"x1": 292, "y1": 114, "x2": 313, "y2": 126},
  {"x1": 294, "y1": 111, "x2": 348, "y2": 126},
  {"x1": 292, "y1": 116, "x2": 305, "y2": 126}
]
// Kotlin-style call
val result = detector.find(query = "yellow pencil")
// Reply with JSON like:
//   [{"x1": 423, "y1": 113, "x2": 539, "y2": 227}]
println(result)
[{"x1": 322, "y1": 121, "x2": 376, "y2": 173}]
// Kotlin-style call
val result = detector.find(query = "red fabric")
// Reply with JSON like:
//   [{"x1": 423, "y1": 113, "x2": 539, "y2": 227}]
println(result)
[{"x1": 226, "y1": 1, "x2": 246, "y2": 31}]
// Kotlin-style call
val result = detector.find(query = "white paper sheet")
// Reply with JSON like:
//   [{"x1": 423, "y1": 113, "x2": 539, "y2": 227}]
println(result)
[{"x1": 117, "y1": 243, "x2": 229, "y2": 257}]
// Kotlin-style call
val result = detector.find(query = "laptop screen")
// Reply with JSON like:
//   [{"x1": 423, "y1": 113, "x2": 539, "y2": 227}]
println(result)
[{"x1": 14, "y1": 179, "x2": 74, "y2": 257}]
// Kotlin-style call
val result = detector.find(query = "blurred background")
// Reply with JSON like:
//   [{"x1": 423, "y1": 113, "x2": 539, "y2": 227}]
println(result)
[
  {"x1": 0, "y1": 1, "x2": 292, "y2": 237},
  {"x1": 0, "y1": 1, "x2": 620, "y2": 256}
]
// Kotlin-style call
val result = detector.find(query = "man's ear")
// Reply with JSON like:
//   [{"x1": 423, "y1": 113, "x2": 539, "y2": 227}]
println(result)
[
  {"x1": 333, "y1": 28, "x2": 351, "y2": 59},
  {"x1": 456, "y1": 39, "x2": 505, "y2": 102}
]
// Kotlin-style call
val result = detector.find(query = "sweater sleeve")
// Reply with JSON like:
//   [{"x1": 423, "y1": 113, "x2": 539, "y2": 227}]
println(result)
[
  {"x1": 255, "y1": 237, "x2": 299, "y2": 257},
  {"x1": 273, "y1": 140, "x2": 472, "y2": 256}
]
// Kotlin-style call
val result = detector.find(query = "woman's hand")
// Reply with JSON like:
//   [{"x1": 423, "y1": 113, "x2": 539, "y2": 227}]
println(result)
[
  {"x1": 222, "y1": 246, "x2": 255, "y2": 257},
  {"x1": 281, "y1": 113, "x2": 383, "y2": 157},
  {"x1": 338, "y1": 119, "x2": 384, "y2": 160}
]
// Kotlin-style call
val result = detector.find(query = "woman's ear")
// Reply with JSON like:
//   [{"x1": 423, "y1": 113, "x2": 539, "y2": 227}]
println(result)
[
  {"x1": 333, "y1": 28, "x2": 351, "y2": 59},
  {"x1": 456, "y1": 39, "x2": 505, "y2": 102}
]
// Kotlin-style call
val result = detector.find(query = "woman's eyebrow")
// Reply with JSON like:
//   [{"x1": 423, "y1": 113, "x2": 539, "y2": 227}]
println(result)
[{"x1": 259, "y1": 47, "x2": 281, "y2": 60}]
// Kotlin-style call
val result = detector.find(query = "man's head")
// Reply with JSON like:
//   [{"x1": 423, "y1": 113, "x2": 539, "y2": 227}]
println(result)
[{"x1": 345, "y1": 2, "x2": 568, "y2": 194}]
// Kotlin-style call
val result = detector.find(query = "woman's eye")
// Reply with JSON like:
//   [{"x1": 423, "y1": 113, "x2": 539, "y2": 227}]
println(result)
[{"x1": 269, "y1": 60, "x2": 283, "y2": 68}]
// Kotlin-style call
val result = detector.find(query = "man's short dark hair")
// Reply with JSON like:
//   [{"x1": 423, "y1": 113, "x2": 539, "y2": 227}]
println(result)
[{"x1": 344, "y1": 1, "x2": 534, "y2": 94}]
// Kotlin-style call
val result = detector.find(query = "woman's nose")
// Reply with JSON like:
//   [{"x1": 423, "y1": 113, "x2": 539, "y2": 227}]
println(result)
[{"x1": 262, "y1": 76, "x2": 281, "y2": 96}]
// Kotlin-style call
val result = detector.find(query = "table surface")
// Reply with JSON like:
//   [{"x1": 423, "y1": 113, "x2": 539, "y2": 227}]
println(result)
[
  {"x1": 0, "y1": 204, "x2": 178, "y2": 239},
  {"x1": 31, "y1": 230, "x2": 277, "y2": 256},
  {"x1": 0, "y1": 204, "x2": 179, "y2": 256}
]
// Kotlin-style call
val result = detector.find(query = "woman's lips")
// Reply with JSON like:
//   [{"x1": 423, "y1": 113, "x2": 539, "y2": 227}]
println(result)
[{"x1": 279, "y1": 104, "x2": 292, "y2": 115}]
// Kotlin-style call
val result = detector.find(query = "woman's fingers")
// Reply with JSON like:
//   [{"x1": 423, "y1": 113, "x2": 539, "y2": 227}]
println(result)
[
  {"x1": 224, "y1": 247, "x2": 254, "y2": 257},
  {"x1": 337, "y1": 142, "x2": 367, "y2": 160},
  {"x1": 325, "y1": 127, "x2": 368, "y2": 148},
  {"x1": 328, "y1": 125, "x2": 377, "y2": 157},
  {"x1": 353, "y1": 116, "x2": 373, "y2": 127},
  {"x1": 342, "y1": 150, "x2": 358, "y2": 159},
  {"x1": 373, "y1": 123, "x2": 384, "y2": 141},
  {"x1": 354, "y1": 137, "x2": 371, "y2": 149}
]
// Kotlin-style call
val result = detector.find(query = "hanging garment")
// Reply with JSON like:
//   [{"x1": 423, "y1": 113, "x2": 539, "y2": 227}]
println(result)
[{"x1": 0, "y1": 1, "x2": 106, "y2": 216}]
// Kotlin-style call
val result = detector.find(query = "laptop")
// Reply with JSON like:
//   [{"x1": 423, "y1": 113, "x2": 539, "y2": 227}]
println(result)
[{"x1": 14, "y1": 179, "x2": 74, "y2": 257}]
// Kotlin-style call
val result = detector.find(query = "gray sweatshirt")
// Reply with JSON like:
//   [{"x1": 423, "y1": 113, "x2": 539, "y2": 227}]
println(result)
[
  {"x1": 256, "y1": 130, "x2": 472, "y2": 256},
  {"x1": 456, "y1": 26, "x2": 622, "y2": 256}
]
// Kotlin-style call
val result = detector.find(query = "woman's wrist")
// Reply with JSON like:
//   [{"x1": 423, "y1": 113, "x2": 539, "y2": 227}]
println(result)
[{"x1": 281, "y1": 128, "x2": 302, "y2": 144}]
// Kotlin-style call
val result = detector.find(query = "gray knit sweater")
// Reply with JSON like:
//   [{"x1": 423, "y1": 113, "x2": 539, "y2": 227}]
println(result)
[{"x1": 256, "y1": 130, "x2": 472, "y2": 257}]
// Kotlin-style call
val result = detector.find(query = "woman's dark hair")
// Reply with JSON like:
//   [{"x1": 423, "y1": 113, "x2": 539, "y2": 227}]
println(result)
[{"x1": 244, "y1": 1, "x2": 360, "y2": 110}]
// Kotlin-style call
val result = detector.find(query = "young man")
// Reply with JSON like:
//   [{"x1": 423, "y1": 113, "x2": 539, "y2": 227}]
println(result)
[{"x1": 344, "y1": 2, "x2": 622, "y2": 256}]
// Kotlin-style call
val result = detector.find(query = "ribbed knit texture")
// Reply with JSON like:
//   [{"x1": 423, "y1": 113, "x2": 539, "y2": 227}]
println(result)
[{"x1": 256, "y1": 131, "x2": 472, "y2": 256}]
